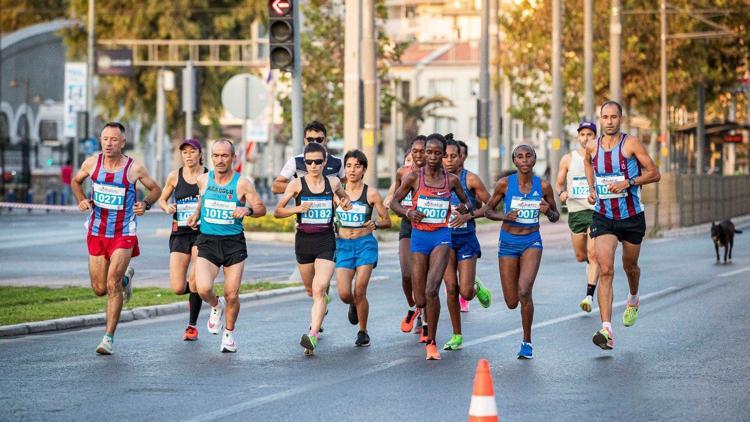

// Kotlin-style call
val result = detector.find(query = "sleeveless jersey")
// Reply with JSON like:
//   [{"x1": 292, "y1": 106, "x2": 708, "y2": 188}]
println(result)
[
  {"x1": 336, "y1": 184, "x2": 372, "y2": 228},
  {"x1": 412, "y1": 168, "x2": 451, "y2": 232},
  {"x1": 592, "y1": 133, "x2": 644, "y2": 220},
  {"x1": 504, "y1": 173, "x2": 543, "y2": 228},
  {"x1": 296, "y1": 176, "x2": 334, "y2": 234},
  {"x1": 87, "y1": 154, "x2": 137, "y2": 238},
  {"x1": 450, "y1": 169, "x2": 477, "y2": 234},
  {"x1": 566, "y1": 150, "x2": 594, "y2": 213},
  {"x1": 400, "y1": 165, "x2": 420, "y2": 209},
  {"x1": 199, "y1": 171, "x2": 244, "y2": 236},
  {"x1": 172, "y1": 167, "x2": 207, "y2": 234}
]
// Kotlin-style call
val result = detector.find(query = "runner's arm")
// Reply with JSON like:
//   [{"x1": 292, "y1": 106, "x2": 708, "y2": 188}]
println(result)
[
  {"x1": 366, "y1": 188, "x2": 392, "y2": 230},
  {"x1": 329, "y1": 176, "x2": 352, "y2": 210},
  {"x1": 467, "y1": 172, "x2": 491, "y2": 219},
  {"x1": 71, "y1": 156, "x2": 95, "y2": 211},
  {"x1": 383, "y1": 167, "x2": 403, "y2": 208},
  {"x1": 157, "y1": 170, "x2": 178, "y2": 214},
  {"x1": 273, "y1": 179, "x2": 305, "y2": 218},
  {"x1": 272, "y1": 157, "x2": 297, "y2": 194},
  {"x1": 234, "y1": 178, "x2": 267, "y2": 219},
  {"x1": 483, "y1": 178, "x2": 513, "y2": 221},
  {"x1": 583, "y1": 144, "x2": 597, "y2": 205},
  {"x1": 628, "y1": 136, "x2": 661, "y2": 186},
  {"x1": 187, "y1": 174, "x2": 207, "y2": 228},
  {"x1": 131, "y1": 163, "x2": 162, "y2": 216},
  {"x1": 555, "y1": 153, "x2": 571, "y2": 203},
  {"x1": 449, "y1": 173, "x2": 471, "y2": 214},
  {"x1": 389, "y1": 172, "x2": 417, "y2": 219},
  {"x1": 540, "y1": 180, "x2": 560, "y2": 222}
]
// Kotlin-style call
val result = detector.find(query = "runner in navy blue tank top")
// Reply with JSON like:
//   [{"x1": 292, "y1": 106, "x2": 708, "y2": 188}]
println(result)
[{"x1": 583, "y1": 101, "x2": 661, "y2": 351}]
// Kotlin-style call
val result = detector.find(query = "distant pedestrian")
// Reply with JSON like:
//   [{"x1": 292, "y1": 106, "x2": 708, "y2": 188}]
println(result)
[{"x1": 61, "y1": 160, "x2": 73, "y2": 205}]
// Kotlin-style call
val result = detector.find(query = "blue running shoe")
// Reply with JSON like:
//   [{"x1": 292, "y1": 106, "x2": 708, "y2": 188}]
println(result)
[{"x1": 517, "y1": 342, "x2": 533, "y2": 359}]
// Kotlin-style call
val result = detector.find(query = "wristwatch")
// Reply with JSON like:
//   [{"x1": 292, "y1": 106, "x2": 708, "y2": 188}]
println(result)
[
  {"x1": 247, "y1": 207, "x2": 254, "y2": 216},
  {"x1": 628, "y1": 178, "x2": 636, "y2": 187},
  {"x1": 373, "y1": 222, "x2": 380, "y2": 230},
  {"x1": 144, "y1": 200, "x2": 152, "y2": 211}
]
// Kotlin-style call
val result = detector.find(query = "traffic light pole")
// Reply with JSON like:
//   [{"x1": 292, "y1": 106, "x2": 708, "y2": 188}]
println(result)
[
  {"x1": 361, "y1": 0, "x2": 378, "y2": 188},
  {"x1": 291, "y1": 0, "x2": 304, "y2": 154},
  {"x1": 477, "y1": 0, "x2": 490, "y2": 184}
]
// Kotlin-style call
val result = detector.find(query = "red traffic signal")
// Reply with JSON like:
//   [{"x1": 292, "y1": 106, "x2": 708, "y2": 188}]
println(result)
[{"x1": 269, "y1": 0, "x2": 291, "y2": 17}]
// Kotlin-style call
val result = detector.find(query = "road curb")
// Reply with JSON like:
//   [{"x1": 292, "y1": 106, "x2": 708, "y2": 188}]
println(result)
[
  {"x1": 0, "y1": 285, "x2": 305, "y2": 338},
  {"x1": 659, "y1": 214, "x2": 750, "y2": 238}
]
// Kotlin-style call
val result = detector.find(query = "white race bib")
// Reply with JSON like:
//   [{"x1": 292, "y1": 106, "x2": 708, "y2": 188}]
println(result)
[
  {"x1": 449, "y1": 204, "x2": 467, "y2": 229},
  {"x1": 569, "y1": 176, "x2": 590, "y2": 199},
  {"x1": 92, "y1": 183, "x2": 125, "y2": 210},
  {"x1": 203, "y1": 199, "x2": 236, "y2": 225},
  {"x1": 301, "y1": 198, "x2": 333, "y2": 225},
  {"x1": 401, "y1": 191, "x2": 413, "y2": 207},
  {"x1": 416, "y1": 195, "x2": 450, "y2": 224},
  {"x1": 176, "y1": 199, "x2": 199, "y2": 226},
  {"x1": 510, "y1": 196, "x2": 541, "y2": 225},
  {"x1": 595, "y1": 174, "x2": 628, "y2": 199},
  {"x1": 337, "y1": 202, "x2": 367, "y2": 228}
]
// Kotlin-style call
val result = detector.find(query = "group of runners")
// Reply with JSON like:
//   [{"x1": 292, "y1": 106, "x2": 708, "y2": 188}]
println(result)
[{"x1": 71, "y1": 100, "x2": 660, "y2": 360}]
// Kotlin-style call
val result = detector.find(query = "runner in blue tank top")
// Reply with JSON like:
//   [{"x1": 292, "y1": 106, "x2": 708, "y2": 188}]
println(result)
[
  {"x1": 485, "y1": 144, "x2": 559, "y2": 359},
  {"x1": 583, "y1": 101, "x2": 661, "y2": 351},
  {"x1": 187, "y1": 139, "x2": 267, "y2": 353},
  {"x1": 441, "y1": 136, "x2": 493, "y2": 352}
]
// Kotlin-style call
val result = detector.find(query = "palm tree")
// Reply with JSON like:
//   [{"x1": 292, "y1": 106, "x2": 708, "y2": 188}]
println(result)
[{"x1": 398, "y1": 95, "x2": 455, "y2": 149}]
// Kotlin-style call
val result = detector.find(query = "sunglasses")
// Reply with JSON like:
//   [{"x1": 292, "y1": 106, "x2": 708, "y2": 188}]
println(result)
[
  {"x1": 304, "y1": 159, "x2": 325, "y2": 165},
  {"x1": 305, "y1": 137, "x2": 325, "y2": 143}
]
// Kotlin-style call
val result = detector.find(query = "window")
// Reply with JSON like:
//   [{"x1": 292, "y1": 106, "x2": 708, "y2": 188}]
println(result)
[
  {"x1": 428, "y1": 79, "x2": 454, "y2": 98},
  {"x1": 469, "y1": 117, "x2": 477, "y2": 136},
  {"x1": 434, "y1": 117, "x2": 455, "y2": 134},
  {"x1": 470, "y1": 78, "x2": 479, "y2": 97}
]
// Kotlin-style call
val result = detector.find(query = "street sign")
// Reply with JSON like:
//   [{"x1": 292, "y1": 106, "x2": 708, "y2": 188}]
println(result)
[
  {"x1": 96, "y1": 49, "x2": 134, "y2": 76},
  {"x1": 221, "y1": 74, "x2": 268, "y2": 120},
  {"x1": 63, "y1": 62, "x2": 87, "y2": 138},
  {"x1": 269, "y1": 0, "x2": 291, "y2": 17}
]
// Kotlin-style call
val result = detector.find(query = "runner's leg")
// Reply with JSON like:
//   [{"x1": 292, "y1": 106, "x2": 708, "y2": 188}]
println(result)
[
  {"x1": 457, "y1": 257, "x2": 478, "y2": 301},
  {"x1": 399, "y1": 238, "x2": 415, "y2": 307},
  {"x1": 195, "y1": 257, "x2": 220, "y2": 306},
  {"x1": 104, "y1": 248, "x2": 134, "y2": 335},
  {"x1": 310, "y1": 259, "x2": 335, "y2": 333},
  {"x1": 499, "y1": 257, "x2": 520, "y2": 310},
  {"x1": 169, "y1": 252, "x2": 191, "y2": 294},
  {"x1": 222, "y1": 261, "x2": 245, "y2": 331},
  {"x1": 353, "y1": 265, "x2": 373, "y2": 332},
  {"x1": 424, "y1": 245, "x2": 451, "y2": 343},
  {"x1": 187, "y1": 245, "x2": 202, "y2": 326},
  {"x1": 517, "y1": 248, "x2": 542, "y2": 343},
  {"x1": 336, "y1": 267, "x2": 355, "y2": 305},
  {"x1": 444, "y1": 250, "x2": 461, "y2": 335},
  {"x1": 594, "y1": 235, "x2": 619, "y2": 323}
]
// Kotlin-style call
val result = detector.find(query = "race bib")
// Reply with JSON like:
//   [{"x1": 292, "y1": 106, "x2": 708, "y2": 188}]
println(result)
[
  {"x1": 595, "y1": 174, "x2": 627, "y2": 199},
  {"x1": 203, "y1": 199, "x2": 236, "y2": 225},
  {"x1": 92, "y1": 183, "x2": 125, "y2": 210},
  {"x1": 449, "y1": 204, "x2": 467, "y2": 229},
  {"x1": 300, "y1": 197, "x2": 333, "y2": 225},
  {"x1": 401, "y1": 191, "x2": 413, "y2": 207},
  {"x1": 569, "y1": 176, "x2": 590, "y2": 199},
  {"x1": 337, "y1": 201, "x2": 367, "y2": 228},
  {"x1": 416, "y1": 195, "x2": 450, "y2": 224},
  {"x1": 175, "y1": 198, "x2": 199, "y2": 227},
  {"x1": 510, "y1": 196, "x2": 541, "y2": 225}
]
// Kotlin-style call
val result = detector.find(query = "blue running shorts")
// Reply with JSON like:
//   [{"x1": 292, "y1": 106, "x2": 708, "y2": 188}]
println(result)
[
  {"x1": 498, "y1": 230, "x2": 543, "y2": 258},
  {"x1": 411, "y1": 227, "x2": 452, "y2": 255},
  {"x1": 336, "y1": 234, "x2": 378, "y2": 269}
]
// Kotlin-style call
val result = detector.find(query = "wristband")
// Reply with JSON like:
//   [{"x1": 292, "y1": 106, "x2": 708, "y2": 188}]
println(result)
[
  {"x1": 144, "y1": 200, "x2": 152, "y2": 211},
  {"x1": 374, "y1": 222, "x2": 380, "y2": 230},
  {"x1": 247, "y1": 207, "x2": 254, "y2": 216}
]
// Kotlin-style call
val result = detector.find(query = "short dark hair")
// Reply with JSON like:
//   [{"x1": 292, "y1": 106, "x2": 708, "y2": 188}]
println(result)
[
  {"x1": 457, "y1": 140, "x2": 468, "y2": 156},
  {"x1": 426, "y1": 133, "x2": 446, "y2": 152},
  {"x1": 410, "y1": 135, "x2": 427, "y2": 149},
  {"x1": 213, "y1": 138, "x2": 235, "y2": 155},
  {"x1": 103, "y1": 122, "x2": 125, "y2": 135},
  {"x1": 304, "y1": 120, "x2": 327, "y2": 137},
  {"x1": 344, "y1": 149, "x2": 368, "y2": 169},
  {"x1": 304, "y1": 141, "x2": 327, "y2": 159},
  {"x1": 445, "y1": 138, "x2": 460, "y2": 154},
  {"x1": 600, "y1": 101, "x2": 623, "y2": 116}
]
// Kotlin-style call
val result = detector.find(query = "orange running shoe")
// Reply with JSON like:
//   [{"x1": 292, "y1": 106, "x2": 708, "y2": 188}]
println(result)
[
  {"x1": 419, "y1": 326, "x2": 429, "y2": 343},
  {"x1": 425, "y1": 342, "x2": 441, "y2": 360},
  {"x1": 183, "y1": 325, "x2": 198, "y2": 341},
  {"x1": 400, "y1": 308, "x2": 421, "y2": 333}
]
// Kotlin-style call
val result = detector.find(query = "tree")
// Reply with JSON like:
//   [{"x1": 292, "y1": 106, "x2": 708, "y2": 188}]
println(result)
[
  {"x1": 0, "y1": 0, "x2": 66, "y2": 33},
  {"x1": 398, "y1": 95, "x2": 454, "y2": 148}
]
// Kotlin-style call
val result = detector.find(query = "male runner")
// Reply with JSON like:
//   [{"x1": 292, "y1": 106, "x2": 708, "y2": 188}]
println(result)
[
  {"x1": 555, "y1": 120, "x2": 600, "y2": 312},
  {"x1": 584, "y1": 101, "x2": 660, "y2": 350},
  {"x1": 71, "y1": 122, "x2": 162, "y2": 355},
  {"x1": 187, "y1": 139, "x2": 267, "y2": 353}
]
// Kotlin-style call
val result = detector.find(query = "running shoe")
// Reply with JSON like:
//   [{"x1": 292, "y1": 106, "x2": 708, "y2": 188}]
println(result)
[
  {"x1": 207, "y1": 297, "x2": 225, "y2": 335},
  {"x1": 425, "y1": 341, "x2": 441, "y2": 360},
  {"x1": 419, "y1": 325, "x2": 429, "y2": 343},
  {"x1": 300, "y1": 333, "x2": 318, "y2": 354},
  {"x1": 517, "y1": 342, "x2": 533, "y2": 359},
  {"x1": 400, "y1": 308, "x2": 420, "y2": 333},
  {"x1": 325, "y1": 292, "x2": 330, "y2": 305},
  {"x1": 348, "y1": 304, "x2": 358, "y2": 325},
  {"x1": 592, "y1": 327, "x2": 613, "y2": 350},
  {"x1": 355, "y1": 330, "x2": 370, "y2": 347},
  {"x1": 474, "y1": 277, "x2": 492, "y2": 308},
  {"x1": 623, "y1": 303, "x2": 639, "y2": 327},
  {"x1": 96, "y1": 335, "x2": 113, "y2": 355},
  {"x1": 220, "y1": 330, "x2": 237, "y2": 353},
  {"x1": 579, "y1": 295, "x2": 593, "y2": 313},
  {"x1": 122, "y1": 266, "x2": 134, "y2": 304},
  {"x1": 413, "y1": 315, "x2": 423, "y2": 334},
  {"x1": 183, "y1": 325, "x2": 198, "y2": 341},
  {"x1": 459, "y1": 296, "x2": 470, "y2": 312},
  {"x1": 443, "y1": 334, "x2": 463, "y2": 351}
]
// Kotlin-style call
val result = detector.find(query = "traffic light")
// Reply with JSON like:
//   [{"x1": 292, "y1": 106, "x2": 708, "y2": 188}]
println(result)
[{"x1": 268, "y1": 0, "x2": 294, "y2": 71}]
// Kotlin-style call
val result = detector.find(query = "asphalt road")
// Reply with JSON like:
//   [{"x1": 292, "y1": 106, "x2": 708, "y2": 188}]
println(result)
[{"x1": 1, "y1": 212, "x2": 749, "y2": 421}]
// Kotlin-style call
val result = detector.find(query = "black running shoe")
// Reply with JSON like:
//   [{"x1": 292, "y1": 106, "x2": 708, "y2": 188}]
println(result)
[
  {"x1": 355, "y1": 330, "x2": 370, "y2": 347},
  {"x1": 348, "y1": 304, "x2": 358, "y2": 325}
]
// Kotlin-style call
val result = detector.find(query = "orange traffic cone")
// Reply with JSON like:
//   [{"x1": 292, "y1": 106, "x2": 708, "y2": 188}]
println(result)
[{"x1": 468, "y1": 359, "x2": 499, "y2": 422}]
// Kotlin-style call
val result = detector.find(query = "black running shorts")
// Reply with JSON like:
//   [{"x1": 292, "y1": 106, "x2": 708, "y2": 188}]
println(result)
[
  {"x1": 169, "y1": 231, "x2": 200, "y2": 254},
  {"x1": 399, "y1": 218, "x2": 412, "y2": 240},
  {"x1": 196, "y1": 233, "x2": 248, "y2": 267},
  {"x1": 590, "y1": 212, "x2": 646, "y2": 245},
  {"x1": 295, "y1": 231, "x2": 336, "y2": 264}
]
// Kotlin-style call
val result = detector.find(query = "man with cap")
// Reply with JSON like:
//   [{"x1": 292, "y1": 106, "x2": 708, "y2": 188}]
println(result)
[
  {"x1": 157, "y1": 139, "x2": 208, "y2": 340},
  {"x1": 555, "y1": 120, "x2": 600, "y2": 313}
]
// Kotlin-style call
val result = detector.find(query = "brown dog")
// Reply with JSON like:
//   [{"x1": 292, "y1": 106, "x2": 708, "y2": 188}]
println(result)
[{"x1": 711, "y1": 220, "x2": 743, "y2": 263}]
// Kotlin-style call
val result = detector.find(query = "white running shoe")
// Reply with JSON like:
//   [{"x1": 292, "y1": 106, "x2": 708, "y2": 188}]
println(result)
[
  {"x1": 122, "y1": 267, "x2": 134, "y2": 304},
  {"x1": 96, "y1": 335, "x2": 113, "y2": 355},
  {"x1": 220, "y1": 329, "x2": 237, "y2": 353},
  {"x1": 207, "y1": 297, "x2": 225, "y2": 334}
]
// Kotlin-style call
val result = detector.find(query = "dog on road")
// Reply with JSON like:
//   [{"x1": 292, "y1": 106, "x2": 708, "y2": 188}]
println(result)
[{"x1": 711, "y1": 220, "x2": 743, "y2": 263}]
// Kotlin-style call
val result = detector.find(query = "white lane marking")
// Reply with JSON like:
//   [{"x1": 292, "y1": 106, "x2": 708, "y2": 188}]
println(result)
[
  {"x1": 189, "y1": 285, "x2": 677, "y2": 421},
  {"x1": 0, "y1": 234, "x2": 82, "y2": 250},
  {"x1": 249, "y1": 260, "x2": 297, "y2": 269},
  {"x1": 717, "y1": 266, "x2": 750, "y2": 278}
]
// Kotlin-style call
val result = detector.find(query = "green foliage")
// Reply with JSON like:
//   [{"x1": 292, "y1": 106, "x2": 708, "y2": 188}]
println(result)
[
  {"x1": 243, "y1": 213, "x2": 296, "y2": 232},
  {"x1": 0, "y1": 0, "x2": 66, "y2": 32}
]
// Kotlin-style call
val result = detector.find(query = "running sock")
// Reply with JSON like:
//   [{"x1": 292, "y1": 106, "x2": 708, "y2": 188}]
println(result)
[
  {"x1": 188, "y1": 292, "x2": 202, "y2": 326},
  {"x1": 105, "y1": 333, "x2": 114, "y2": 342},
  {"x1": 627, "y1": 293, "x2": 639, "y2": 306},
  {"x1": 122, "y1": 275, "x2": 130, "y2": 287},
  {"x1": 602, "y1": 321, "x2": 612, "y2": 332},
  {"x1": 586, "y1": 284, "x2": 596, "y2": 297},
  {"x1": 309, "y1": 330, "x2": 318, "y2": 338}
]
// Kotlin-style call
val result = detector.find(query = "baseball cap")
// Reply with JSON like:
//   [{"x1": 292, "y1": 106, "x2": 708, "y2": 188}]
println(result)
[
  {"x1": 577, "y1": 120, "x2": 597, "y2": 134},
  {"x1": 179, "y1": 139, "x2": 202, "y2": 151}
]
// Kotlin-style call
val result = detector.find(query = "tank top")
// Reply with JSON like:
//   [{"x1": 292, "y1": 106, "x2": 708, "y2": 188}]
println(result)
[
  {"x1": 199, "y1": 171, "x2": 244, "y2": 236},
  {"x1": 450, "y1": 169, "x2": 477, "y2": 234},
  {"x1": 566, "y1": 150, "x2": 594, "y2": 213},
  {"x1": 412, "y1": 168, "x2": 451, "y2": 232},
  {"x1": 503, "y1": 173, "x2": 543, "y2": 228},
  {"x1": 336, "y1": 184, "x2": 372, "y2": 228},
  {"x1": 172, "y1": 167, "x2": 207, "y2": 234},
  {"x1": 400, "y1": 165, "x2": 419, "y2": 209},
  {"x1": 592, "y1": 133, "x2": 644, "y2": 220},
  {"x1": 296, "y1": 176, "x2": 334, "y2": 234},
  {"x1": 86, "y1": 154, "x2": 137, "y2": 238}
]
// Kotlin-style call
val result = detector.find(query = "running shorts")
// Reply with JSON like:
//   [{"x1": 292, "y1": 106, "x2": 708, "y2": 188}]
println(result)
[
  {"x1": 336, "y1": 234, "x2": 378, "y2": 269},
  {"x1": 410, "y1": 227, "x2": 452, "y2": 255},
  {"x1": 295, "y1": 231, "x2": 336, "y2": 264},
  {"x1": 87, "y1": 235, "x2": 140, "y2": 260},
  {"x1": 399, "y1": 218, "x2": 412, "y2": 240},
  {"x1": 498, "y1": 230, "x2": 543, "y2": 258},
  {"x1": 568, "y1": 210, "x2": 593, "y2": 234},
  {"x1": 451, "y1": 231, "x2": 482, "y2": 261},
  {"x1": 590, "y1": 212, "x2": 646, "y2": 245},
  {"x1": 196, "y1": 233, "x2": 247, "y2": 267},
  {"x1": 169, "y1": 231, "x2": 200, "y2": 254}
]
